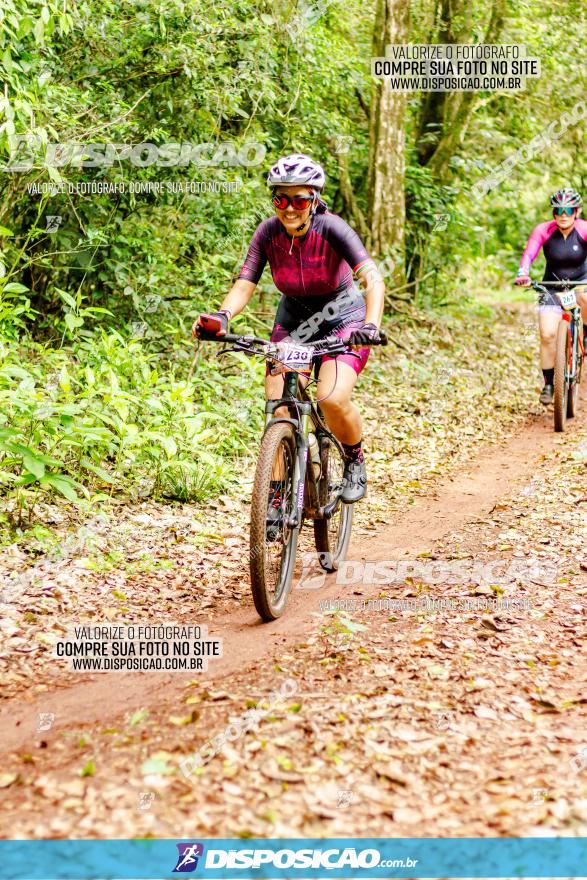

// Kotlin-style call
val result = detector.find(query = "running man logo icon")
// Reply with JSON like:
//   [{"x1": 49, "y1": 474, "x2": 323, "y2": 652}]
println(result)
[
  {"x1": 298, "y1": 552, "x2": 328, "y2": 589},
  {"x1": 45, "y1": 215, "x2": 62, "y2": 233},
  {"x1": 173, "y1": 843, "x2": 204, "y2": 873},
  {"x1": 432, "y1": 213, "x2": 450, "y2": 232}
]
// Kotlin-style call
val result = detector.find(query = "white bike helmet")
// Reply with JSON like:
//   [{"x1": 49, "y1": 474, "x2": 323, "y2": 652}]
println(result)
[
  {"x1": 550, "y1": 188, "x2": 582, "y2": 208},
  {"x1": 267, "y1": 154, "x2": 326, "y2": 191}
]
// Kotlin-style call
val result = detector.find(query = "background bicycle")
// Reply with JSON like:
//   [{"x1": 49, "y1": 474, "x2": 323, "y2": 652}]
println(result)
[{"x1": 531, "y1": 280, "x2": 584, "y2": 432}]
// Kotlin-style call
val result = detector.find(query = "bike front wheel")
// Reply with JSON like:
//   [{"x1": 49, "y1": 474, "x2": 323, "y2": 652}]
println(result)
[
  {"x1": 554, "y1": 319, "x2": 570, "y2": 432},
  {"x1": 250, "y1": 422, "x2": 299, "y2": 620},
  {"x1": 313, "y1": 435, "x2": 353, "y2": 572}
]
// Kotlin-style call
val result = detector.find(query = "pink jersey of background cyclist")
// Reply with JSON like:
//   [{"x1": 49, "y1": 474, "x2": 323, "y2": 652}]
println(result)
[{"x1": 519, "y1": 219, "x2": 587, "y2": 281}]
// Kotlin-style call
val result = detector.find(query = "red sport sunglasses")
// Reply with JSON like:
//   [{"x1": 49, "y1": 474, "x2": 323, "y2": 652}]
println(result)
[{"x1": 271, "y1": 192, "x2": 314, "y2": 210}]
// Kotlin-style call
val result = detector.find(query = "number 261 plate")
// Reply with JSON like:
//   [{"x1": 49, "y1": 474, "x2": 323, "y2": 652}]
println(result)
[{"x1": 560, "y1": 290, "x2": 577, "y2": 310}]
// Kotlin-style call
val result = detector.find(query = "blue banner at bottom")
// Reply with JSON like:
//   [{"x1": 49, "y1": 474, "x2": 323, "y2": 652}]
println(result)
[{"x1": 0, "y1": 838, "x2": 586, "y2": 880}]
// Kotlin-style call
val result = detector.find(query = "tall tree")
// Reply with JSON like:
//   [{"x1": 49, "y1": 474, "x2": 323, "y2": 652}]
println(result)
[
  {"x1": 367, "y1": 0, "x2": 410, "y2": 284},
  {"x1": 415, "y1": 0, "x2": 507, "y2": 178}
]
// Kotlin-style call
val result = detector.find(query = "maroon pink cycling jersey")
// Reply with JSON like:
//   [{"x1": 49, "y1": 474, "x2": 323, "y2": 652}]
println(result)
[
  {"x1": 519, "y1": 219, "x2": 587, "y2": 282},
  {"x1": 238, "y1": 202, "x2": 371, "y2": 297},
  {"x1": 238, "y1": 202, "x2": 373, "y2": 376}
]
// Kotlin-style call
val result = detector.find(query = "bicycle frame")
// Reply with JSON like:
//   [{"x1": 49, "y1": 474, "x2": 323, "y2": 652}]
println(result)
[
  {"x1": 264, "y1": 371, "x2": 345, "y2": 528},
  {"x1": 205, "y1": 329, "x2": 384, "y2": 527},
  {"x1": 199, "y1": 327, "x2": 386, "y2": 621},
  {"x1": 264, "y1": 372, "x2": 311, "y2": 529}
]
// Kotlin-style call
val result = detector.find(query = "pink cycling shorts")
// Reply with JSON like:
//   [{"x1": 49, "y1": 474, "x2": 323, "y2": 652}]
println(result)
[{"x1": 267, "y1": 318, "x2": 370, "y2": 377}]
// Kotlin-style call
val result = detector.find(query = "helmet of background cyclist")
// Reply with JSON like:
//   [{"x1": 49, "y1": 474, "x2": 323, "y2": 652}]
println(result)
[
  {"x1": 549, "y1": 188, "x2": 583, "y2": 208},
  {"x1": 267, "y1": 154, "x2": 326, "y2": 191}
]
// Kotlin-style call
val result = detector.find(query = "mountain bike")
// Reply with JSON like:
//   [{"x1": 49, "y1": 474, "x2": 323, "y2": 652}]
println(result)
[
  {"x1": 202, "y1": 331, "x2": 387, "y2": 620},
  {"x1": 531, "y1": 280, "x2": 584, "y2": 432}
]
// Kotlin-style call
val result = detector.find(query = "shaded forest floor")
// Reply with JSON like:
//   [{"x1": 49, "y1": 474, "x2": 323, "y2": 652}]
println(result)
[{"x1": 1, "y1": 302, "x2": 586, "y2": 839}]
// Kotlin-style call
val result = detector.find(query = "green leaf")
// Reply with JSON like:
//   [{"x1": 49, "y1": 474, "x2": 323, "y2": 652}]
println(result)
[
  {"x1": 13, "y1": 473, "x2": 38, "y2": 487},
  {"x1": 80, "y1": 760, "x2": 95, "y2": 777},
  {"x1": 140, "y1": 757, "x2": 174, "y2": 776},
  {"x1": 161, "y1": 436, "x2": 177, "y2": 458},
  {"x1": 2, "y1": 282, "x2": 29, "y2": 293},
  {"x1": 40, "y1": 474, "x2": 79, "y2": 502},
  {"x1": 81, "y1": 307, "x2": 114, "y2": 316},
  {"x1": 65, "y1": 313, "x2": 84, "y2": 332},
  {"x1": 130, "y1": 708, "x2": 149, "y2": 726},
  {"x1": 23, "y1": 454, "x2": 45, "y2": 479},
  {"x1": 47, "y1": 165, "x2": 62, "y2": 183},
  {"x1": 80, "y1": 458, "x2": 115, "y2": 484},
  {"x1": 2, "y1": 443, "x2": 60, "y2": 469},
  {"x1": 57, "y1": 289, "x2": 76, "y2": 310}
]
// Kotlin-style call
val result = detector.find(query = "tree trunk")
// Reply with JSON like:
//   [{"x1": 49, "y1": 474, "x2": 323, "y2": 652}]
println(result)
[
  {"x1": 328, "y1": 137, "x2": 370, "y2": 240},
  {"x1": 416, "y1": 0, "x2": 507, "y2": 179},
  {"x1": 367, "y1": 0, "x2": 410, "y2": 285}
]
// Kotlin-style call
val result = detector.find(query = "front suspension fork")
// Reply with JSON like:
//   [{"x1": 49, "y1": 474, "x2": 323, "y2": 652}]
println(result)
[{"x1": 263, "y1": 392, "x2": 311, "y2": 529}]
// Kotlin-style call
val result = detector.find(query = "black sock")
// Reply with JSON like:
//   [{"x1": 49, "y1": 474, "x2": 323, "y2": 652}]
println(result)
[
  {"x1": 342, "y1": 440, "x2": 364, "y2": 463},
  {"x1": 542, "y1": 368, "x2": 554, "y2": 386}
]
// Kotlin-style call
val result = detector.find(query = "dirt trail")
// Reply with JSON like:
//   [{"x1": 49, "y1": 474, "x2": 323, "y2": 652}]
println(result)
[{"x1": 0, "y1": 401, "x2": 577, "y2": 756}]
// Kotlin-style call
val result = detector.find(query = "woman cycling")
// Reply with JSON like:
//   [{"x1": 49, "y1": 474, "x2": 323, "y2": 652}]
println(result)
[
  {"x1": 193, "y1": 154, "x2": 385, "y2": 502},
  {"x1": 516, "y1": 188, "x2": 587, "y2": 405}
]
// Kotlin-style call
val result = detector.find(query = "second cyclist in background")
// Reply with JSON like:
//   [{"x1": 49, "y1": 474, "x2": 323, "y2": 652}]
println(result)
[{"x1": 516, "y1": 188, "x2": 587, "y2": 405}]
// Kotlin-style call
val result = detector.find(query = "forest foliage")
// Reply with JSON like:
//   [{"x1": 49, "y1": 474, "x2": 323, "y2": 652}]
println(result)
[{"x1": 0, "y1": 0, "x2": 585, "y2": 518}]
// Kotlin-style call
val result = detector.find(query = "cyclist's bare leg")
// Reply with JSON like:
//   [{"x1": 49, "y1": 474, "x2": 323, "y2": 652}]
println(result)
[
  {"x1": 315, "y1": 360, "x2": 361, "y2": 445},
  {"x1": 264, "y1": 372, "x2": 309, "y2": 419},
  {"x1": 539, "y1": 309, "x2": 560, "y2": 371},
  {"x1": 264, "y1": 364, "x2": 361, "y2": 483},
  {"x1": 575, "y1": 286, "x2": 587, "y2": 326},
  {"x1": 265, "y1": 365, "x2": 361, "y2": 442}
]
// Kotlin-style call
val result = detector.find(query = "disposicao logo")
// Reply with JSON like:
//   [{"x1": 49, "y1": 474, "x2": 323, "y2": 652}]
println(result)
[
  {"x1": 173, "y1": 842, "x2": 205, "y2": 873},
  {"x1": 203, "y1": 847, "x2": 383, "y2": 870}
]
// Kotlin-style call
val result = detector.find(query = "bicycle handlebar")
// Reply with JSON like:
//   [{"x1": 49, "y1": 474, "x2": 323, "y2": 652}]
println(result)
[
  {"x1": 220, "y1": 333, "x2": 267, "y2": 345},
  {"x1": 199, "y1": 330, "x2": 388, "y2": 355},
  {"x1": 515, "y1": 279, "x2": 586, "y2": 290}
]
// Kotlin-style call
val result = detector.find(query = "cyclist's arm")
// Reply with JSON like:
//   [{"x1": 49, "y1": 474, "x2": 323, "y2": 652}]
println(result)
[
  {"x1": 218, "y1": 279, "x2": 257, "y2": 319},
  {"x1": 321, "y1": 215, "x2": 385, "y2": 326},
  {"x1": 216, "y1": 218, "x2": 270, "y2": 318},
  {"x1": 357, "y1": 260, "x2": 385, "y2": 326},
  {"x1": 201, "y1": 218, "x2": 268, "y2": 321},
  {"x1": 518, "y1": 222, "x2": 554, "y2": 276}
]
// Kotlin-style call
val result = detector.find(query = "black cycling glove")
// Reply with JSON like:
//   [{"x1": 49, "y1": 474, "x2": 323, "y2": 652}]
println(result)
[{"x1": 348, "y1": 323, "x2": 386, "y2": 346}]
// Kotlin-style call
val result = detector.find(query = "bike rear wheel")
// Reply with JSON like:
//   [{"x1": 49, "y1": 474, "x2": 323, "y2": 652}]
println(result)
[
  {"x1": 554, "y1": 319, "x2": 569, "y2": 432},
  {"x1": 250, "y1": 422, "x2": 299, "y2": 620},
  {"x1": 313, "y1": 435, "x2": 353, "y2": 572},
  {"x1": 567, "y1": 320, "x2": 582, "y2": 418}
]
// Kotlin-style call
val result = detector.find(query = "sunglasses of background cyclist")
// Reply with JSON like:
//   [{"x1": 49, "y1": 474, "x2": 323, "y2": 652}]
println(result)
[
  {"x1": 553, "y1": 207, "x2": 577, "y2": 216},
  {"x1": 271, "y1": 192, "x2": 315, "y2": 210}
]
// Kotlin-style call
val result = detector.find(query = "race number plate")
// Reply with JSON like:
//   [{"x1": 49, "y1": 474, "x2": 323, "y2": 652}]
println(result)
[
  {"x1": 560, "y1": 290, "x2": 577, "y2": 310},
  {"x1": 279, "y1": 344, "x2": 314, "y2": 373},
  {"x1": 279, "y1": 343, "x2": 315, "y2": 373}
]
